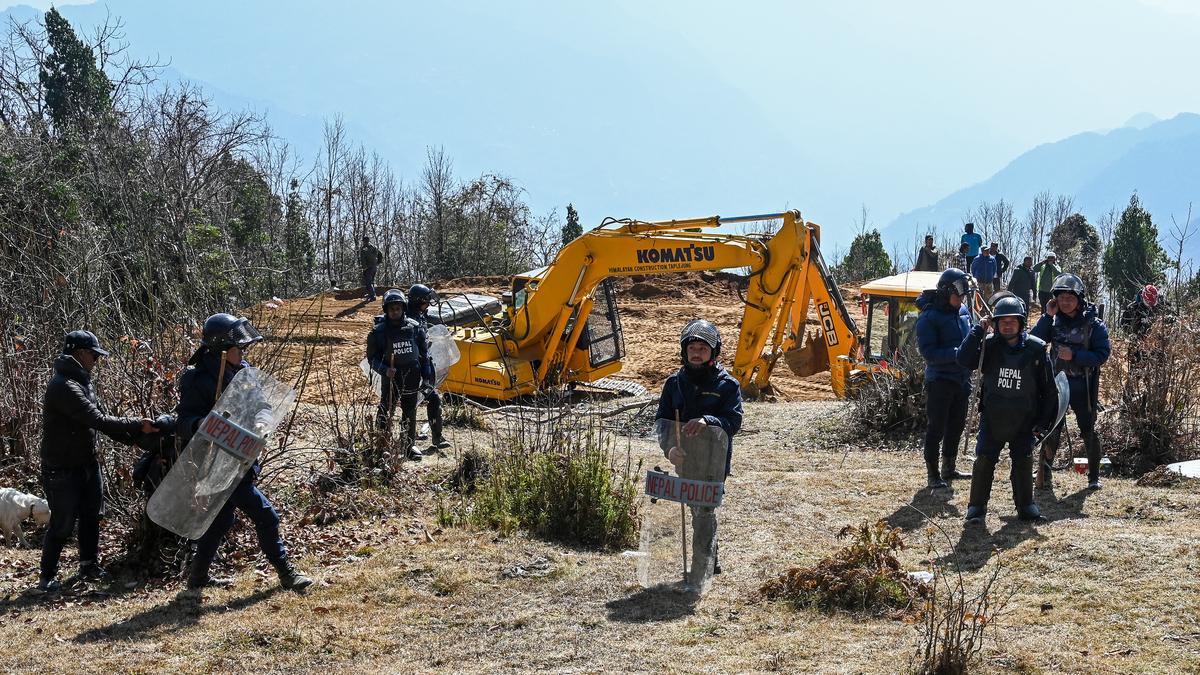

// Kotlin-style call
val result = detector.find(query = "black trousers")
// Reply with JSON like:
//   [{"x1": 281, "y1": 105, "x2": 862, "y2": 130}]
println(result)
[
  {"x1": 923, "y1": 379, "x2": 969, "y2": 468},
  {"x1": 377, "y1": 368, "x2": 421, "y2": 450},
  {"x1": 40, "y1": 464, "x2": 103, "y2": 580}
]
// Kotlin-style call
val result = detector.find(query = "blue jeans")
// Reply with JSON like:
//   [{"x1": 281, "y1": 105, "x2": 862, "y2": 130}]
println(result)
[
  {"x1": 193, "y1": 469, "x2": 287, "y2": 571},
  {"x1": 40, "y1": 464, "x2": 103, "y2": 580}
]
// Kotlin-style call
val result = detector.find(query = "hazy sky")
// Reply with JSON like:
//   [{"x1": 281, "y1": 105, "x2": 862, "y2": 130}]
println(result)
[{"x1": 5, "y1": 0, "x2": 1199, "y2": 239}]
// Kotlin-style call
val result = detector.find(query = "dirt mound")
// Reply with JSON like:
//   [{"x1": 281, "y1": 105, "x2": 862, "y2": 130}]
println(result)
[{"x1": 628, "y1": 282, "x2": 670, "y2": 299}]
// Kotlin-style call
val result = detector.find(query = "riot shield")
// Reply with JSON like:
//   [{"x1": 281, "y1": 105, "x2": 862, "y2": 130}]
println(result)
[
  {"x1": 634, "y1": 419, "x2": 727, "y2": 594},
  {"x1": 426, "y1": 324, "x2": 460, "y2": 387},
  {"x1": 147, "y1": 367, "x2": 297, "y2": 539},
  {"x1": 1036, "y1": 371, "x2": 1071, "y2": 450}
]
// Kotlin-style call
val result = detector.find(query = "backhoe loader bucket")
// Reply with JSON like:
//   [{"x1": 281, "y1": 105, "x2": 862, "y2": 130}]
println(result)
[{"x1": 784, "y1": 330, "x2": 830, "y2": 377}]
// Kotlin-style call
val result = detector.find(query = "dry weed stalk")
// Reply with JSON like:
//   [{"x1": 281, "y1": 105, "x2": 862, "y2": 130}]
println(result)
[{"x1": 847, "y1": 344, "x2": 926, "y2": 435}]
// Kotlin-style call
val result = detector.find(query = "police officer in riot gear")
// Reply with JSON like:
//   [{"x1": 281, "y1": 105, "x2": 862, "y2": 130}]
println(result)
[
  {"x1": 656, "y1": 319, "x2": 743, "y2": 580},
  {"x1": 177, "y1": 314, "x2": 312, "y2": 591},
  {"x1": 1031, "y1": 274, "x2": 1111, "y2": 490},
  {"x1": 367, "y1": 290, "x2": 431, "y2": 464},
  {"x1": 915, "y1": 268, "x2": 974, "y2": 488},
  {"x1": 957, "y1": 296, "x2": 1057, "y2": 523},
  {"x1": 406, "y1": 284, "x2": 450, "y2": 450}
]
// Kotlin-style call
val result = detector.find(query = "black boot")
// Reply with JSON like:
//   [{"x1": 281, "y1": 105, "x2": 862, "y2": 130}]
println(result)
[
  {"x1": 926, "y1": 461, "x2": 948, "y2": 489},
  {"x1": 187, "y1": 559, "x2": 233, "y2": 590},
  {"x1": 1084, "y1": 432, "x2": 1103, "y2": 490},
  {"x1": 430, "y1": 419, "x2": 451, "y2": 450},
  {"x1": 272, "y1": 558, "x2": 314, "y2": 591},
  {"x1": 1012, "y1": 455, "x2": 1046, "y2": 521},
  {"x1": 941, "y1": 453, "x2": 971, "y2": 481},
  {"x1": 966, "y1": 454, "x2": 996, "y2": 524}
]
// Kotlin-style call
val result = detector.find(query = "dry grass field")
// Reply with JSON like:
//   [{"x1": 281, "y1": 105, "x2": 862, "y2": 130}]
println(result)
[{"x1": 2, "y1": 399, "x2": 1199, "y2": 674}]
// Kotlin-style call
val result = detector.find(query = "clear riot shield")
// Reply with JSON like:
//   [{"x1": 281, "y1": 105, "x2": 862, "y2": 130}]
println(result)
[
  {"x1": 633, "y1": 419, "x2": 727, "y2": 594},
  {"x1": 147, "y1": 367, "x2": 297, "y2": 539},
  {"x1": 426, "y1": 324, "x2": 460, "y2": 387}
]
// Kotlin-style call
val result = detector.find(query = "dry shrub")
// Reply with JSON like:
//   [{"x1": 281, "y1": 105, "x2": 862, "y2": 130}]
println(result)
[
  {"x1": 847, "y1": 345, "x2": 927, "y2": 435},
  {"x1": 911, "y1": 525, "x2": 1009, "y2": 675},
  {"x1": 758, "y1": 521, "x2": 928, "y2": 615},
  {"x1": 1101, "y1": 314, "x2": 1200, "y2": 475}
]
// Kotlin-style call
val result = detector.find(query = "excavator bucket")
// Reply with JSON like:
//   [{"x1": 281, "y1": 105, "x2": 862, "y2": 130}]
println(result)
[{"x1": 784, "y1": 330, "x2": 830, "y2": 377}]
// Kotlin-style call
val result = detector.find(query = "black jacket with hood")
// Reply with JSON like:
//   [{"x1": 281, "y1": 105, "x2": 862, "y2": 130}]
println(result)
[{"x1": 41, "y1": 354, "x2": 143, "y2": 469}]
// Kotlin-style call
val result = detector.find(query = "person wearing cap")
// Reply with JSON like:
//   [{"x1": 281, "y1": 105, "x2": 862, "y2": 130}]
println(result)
[
  {"x1": 961, "y1": 222, "x2": 983, "y2": 271},
  {"x1": 1031, "y1": 274, "x2": 1111, "y2": 490},
  {"x1": 970, "y1": 247, "x2": 997, "y2": 299},
  {"x1": 176, "y1": 313, "x2": 312, "y2": 591},
  {"x1": 957, "y1": 296, "x2": 1057, "y2": 524},
  {"x1": 36, "y1": 331, "x2": 158, "y2": 593},
  {"x1": 915, "y1": 268, "x2": 974, "y2": 488},
  {"x1": 657, "y1": 319, "x2": 743, "y2": 581},
  {"x1": 1121, "y1": 283, "x2": 1169, "y2": 340},
  {"x1": 914, "y1": 235, "x2": 939, "y2": 272},
  {"x1": 1032, "y1": 254, "x2": 1061, "y2": 313},
  {"x1": 358, "y1": 235, "x2": 382, "y2": 302},
  {"x1": 367, "y1": 289, "x2": 430, "y2": 465}
]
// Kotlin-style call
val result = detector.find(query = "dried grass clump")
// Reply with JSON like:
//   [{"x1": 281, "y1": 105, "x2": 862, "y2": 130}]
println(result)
[{"x1": 758, "y1": 521, "x2": 928, "y2": 615}]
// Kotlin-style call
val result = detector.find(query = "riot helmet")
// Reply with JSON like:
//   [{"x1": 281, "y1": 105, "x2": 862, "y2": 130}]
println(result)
[
  {"x1": 991, "y1": 295, "x2": 1027, "y2": 329},
  {"x1": 408, "y1": 284, "x2": 438, "y2": 308},
  {"x1": 381, "y1": 288, "x2": 407, "y2": 312},
  {"x1": 680, "y1": 319, "x2": 721, "y2": 367},
  {"x1": 936, "y1": 268, "x2": 971, "y2": 300},
  {"x1": 1050, "y1": 273, "x2": 1086, "y2": 302},
  {"x1": 201, "y1": 313, "x2": 263, "y2": 350}
]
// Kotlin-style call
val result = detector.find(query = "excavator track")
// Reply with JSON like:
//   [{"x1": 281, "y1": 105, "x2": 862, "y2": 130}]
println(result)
[{"x1": 576, "y1": 377, "x2": 647, "y2": 397}]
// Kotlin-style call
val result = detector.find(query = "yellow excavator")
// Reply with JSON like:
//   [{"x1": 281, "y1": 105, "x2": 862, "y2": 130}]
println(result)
[{"x1": 437, "y1": 210, "x2": 887, "y2": 400}]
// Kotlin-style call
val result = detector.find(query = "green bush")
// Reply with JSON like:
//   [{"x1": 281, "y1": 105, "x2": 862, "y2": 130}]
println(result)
[{"x1": 462, "y1": 419, "x2": 641, "y2": 550}]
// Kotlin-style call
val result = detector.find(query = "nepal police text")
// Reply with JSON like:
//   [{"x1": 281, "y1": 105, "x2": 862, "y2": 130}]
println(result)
[
  {"x1": 635, "y1": 245, "x2": 716, "y2": 265},
  {"x1": 998, "y1": 367, "x2": 1023, "y2": 390}
]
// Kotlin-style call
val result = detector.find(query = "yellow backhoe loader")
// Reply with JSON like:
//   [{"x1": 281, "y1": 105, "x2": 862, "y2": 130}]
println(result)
[{"x1": 437, "y1": 210, "x2": 905, "y2": 400}]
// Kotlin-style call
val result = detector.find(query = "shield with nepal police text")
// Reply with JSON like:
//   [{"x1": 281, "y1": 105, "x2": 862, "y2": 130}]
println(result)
[
  {"x1": 147, "y1": 368, "x2": 296, "y2": 539},
  {"x1": 628, "y1": 419, "x2": 727, "y2": 595}
]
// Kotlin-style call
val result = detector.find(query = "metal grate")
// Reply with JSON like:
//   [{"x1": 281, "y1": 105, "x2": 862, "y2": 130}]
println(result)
[{"x1": 585, "y1": 278, "x2": 625, "y2": 368}]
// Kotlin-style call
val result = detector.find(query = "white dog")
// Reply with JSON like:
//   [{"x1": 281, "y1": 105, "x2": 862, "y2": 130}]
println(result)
[{"x1": 0, "y1": 487, "x2": 51, "y2": 548}]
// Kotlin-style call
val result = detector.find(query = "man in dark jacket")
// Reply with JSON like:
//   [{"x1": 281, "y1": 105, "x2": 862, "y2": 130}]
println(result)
[
  {"x1": 957, "y1": 296, "x2": 1057, "y2": 523},
  {"x1": 988, "y1": 242, "x2": 1010, "y2": 288},
  {"x1": 1031, "y1": 274, "x2": 1111, "y2": 490},
  {"x1": 915, "y1": 268, "x2": 974, "y2": 488},
  {"x1": 914, "y1": 235, "x2": 939, "y2": 272},
  {"x1": 359, "y1": 236, "x2": 381, "y2": 302},
  {"x1": 657, "y1": 319, "x2": 743, "y2": 580},
  {"x1": 1121, "y1": 284, "x2": 1168, "y2": 339},
  {"x1": 367, "y1": 289, "x2": 431, "y2": 464},
  {"x1": 178, "y1": 314, "x2": 312, "y2": 591},
  {"x1": 1007, "y1": 256, "x2": 1036, "y2": 318},
  {"x1": 37, "y1": 331, "x2": 156, "y2": 593},
  {"x1": 407, "y1": 284, "x2": 450, "y2": 450}
]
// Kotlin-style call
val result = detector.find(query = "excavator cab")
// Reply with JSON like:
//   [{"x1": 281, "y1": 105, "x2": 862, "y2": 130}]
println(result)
[{"x1": 858, "y1": 271, "x2": 941, "y2": 364}]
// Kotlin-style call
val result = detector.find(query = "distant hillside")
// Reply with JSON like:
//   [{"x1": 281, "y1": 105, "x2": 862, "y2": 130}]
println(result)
[{"x1": 882, "y1": 113, "x2": 1200, "y2": 263}]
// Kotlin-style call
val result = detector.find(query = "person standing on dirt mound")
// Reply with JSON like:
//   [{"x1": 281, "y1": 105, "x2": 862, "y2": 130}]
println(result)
[
  {"x1": 406, "y1": 283, "x2": 450, "y2": 451},
  {"x1": 36, "y1": 331, "x2": 159, "y2": 594},
  {"x1": 657, "y1": 319, "x2": 743, "y2": 576},
  {"x1": 359, "y1": 236, "x2": 381, "y2": 302},
  {"x1": 957, "y1": 296, "x2": 1057, "y2": 524},
  {"x1": 915, "y1": 268, "x2": 974, "y2": 489},
  {"x1": 176, "y1": 314, "x2": 312, "y2": 591},
  {"x1": 1031, "y1": 274, "x2": 1111, "y2": 491},
  {"x1": 367, "y1": 289, "x2": 431, "y2": 464}
]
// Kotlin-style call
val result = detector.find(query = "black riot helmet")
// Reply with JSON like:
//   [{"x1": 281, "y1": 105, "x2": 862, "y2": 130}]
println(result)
[
  {"x1": 381, "y1": 288, "x2": 407, "y2": 312},
  {"x1": 680, "y1": 319, "x2": 721, "y2": 367},
  {"x1": 407, "y1": 284, "x2": 438, "y2": 308},
  {"x1": 991, "y1": 295, "x2": 1027, "y2": 328},
  {"x1": 1050, "y1": 273, "x2": 1086, "y2": 302},
  {"x1": 201, "y1": 313, "x2": 263, "y2": 350},
  {"x1": 936, "y1": 268, "x2": 971, "y2": 301}
]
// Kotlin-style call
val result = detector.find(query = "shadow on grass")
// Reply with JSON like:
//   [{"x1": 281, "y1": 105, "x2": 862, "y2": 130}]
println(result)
[
  {"x1": 884, "y1": 484, "x2": 962, "y2": 532},
  {"x1": 71, "y1": 587, "x2": 278, "y2": 644},
  {"x1": 605, "y1": 583, "x2": 699, "y2": 623},
  {"x1": 940, "y1": 484, "x2": 1095, "y2": 573}
]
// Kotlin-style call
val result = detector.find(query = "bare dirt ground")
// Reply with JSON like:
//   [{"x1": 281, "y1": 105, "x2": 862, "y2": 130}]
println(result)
[{"x1": 2, "y1": 399, "x2": 1199, "y2": 673}]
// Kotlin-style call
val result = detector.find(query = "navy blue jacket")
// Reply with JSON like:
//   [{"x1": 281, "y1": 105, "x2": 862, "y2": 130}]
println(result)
[
  {"x1": 1030, "y1": 304, "x2": 1110, "y2": 381},
  {"x1": 366, "y1": 316, "x2": 432, "y2": 380},
  {"x1": 656, "y1": 365, "x2": 743, "y2": 475},
  {"x1": 175, "y1": 349, "x2": 246, "y2": 444},
  {"x1": 915, "y1": 290, "x2": 972, "y2": 387}
]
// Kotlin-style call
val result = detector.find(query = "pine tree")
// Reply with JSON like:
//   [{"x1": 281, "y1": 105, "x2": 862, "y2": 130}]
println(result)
[
  {"x1": 834, "y1": 229, "x2": 893, "y2": 282},
  {"x1": 1103, "y1": 194, "x2": 1169, "y2": 304},
  {"x1": 40, "y1": 8, "x2": 112, "y2": 131},
  {"x1": 1050, "y1": 213, "x2": 1102, "y2": 300},
  {"x1": 562, "y1": 203, "x2": 582, "y2": 246}
]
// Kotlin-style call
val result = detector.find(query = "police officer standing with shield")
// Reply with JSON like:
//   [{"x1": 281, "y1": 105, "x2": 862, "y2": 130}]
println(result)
[
  {"x1": 657, "y1": 320, "x2": 742, "y2": 581},
  {"x1": 367, "y1": 289, "x2": 431, "y2": 464},
  {"x1": 1031, "y1": 274, "x2": 1111, "y2": 490},
  {"x1": 957, "y1": 297, "x2": 1057, "y2": 523},
  {"x1": 177, "y1": 313, "x2": 312, "y2": 591},
  {"x1": 406, "y1": 284, "x2": 450, "y2": 451}
]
